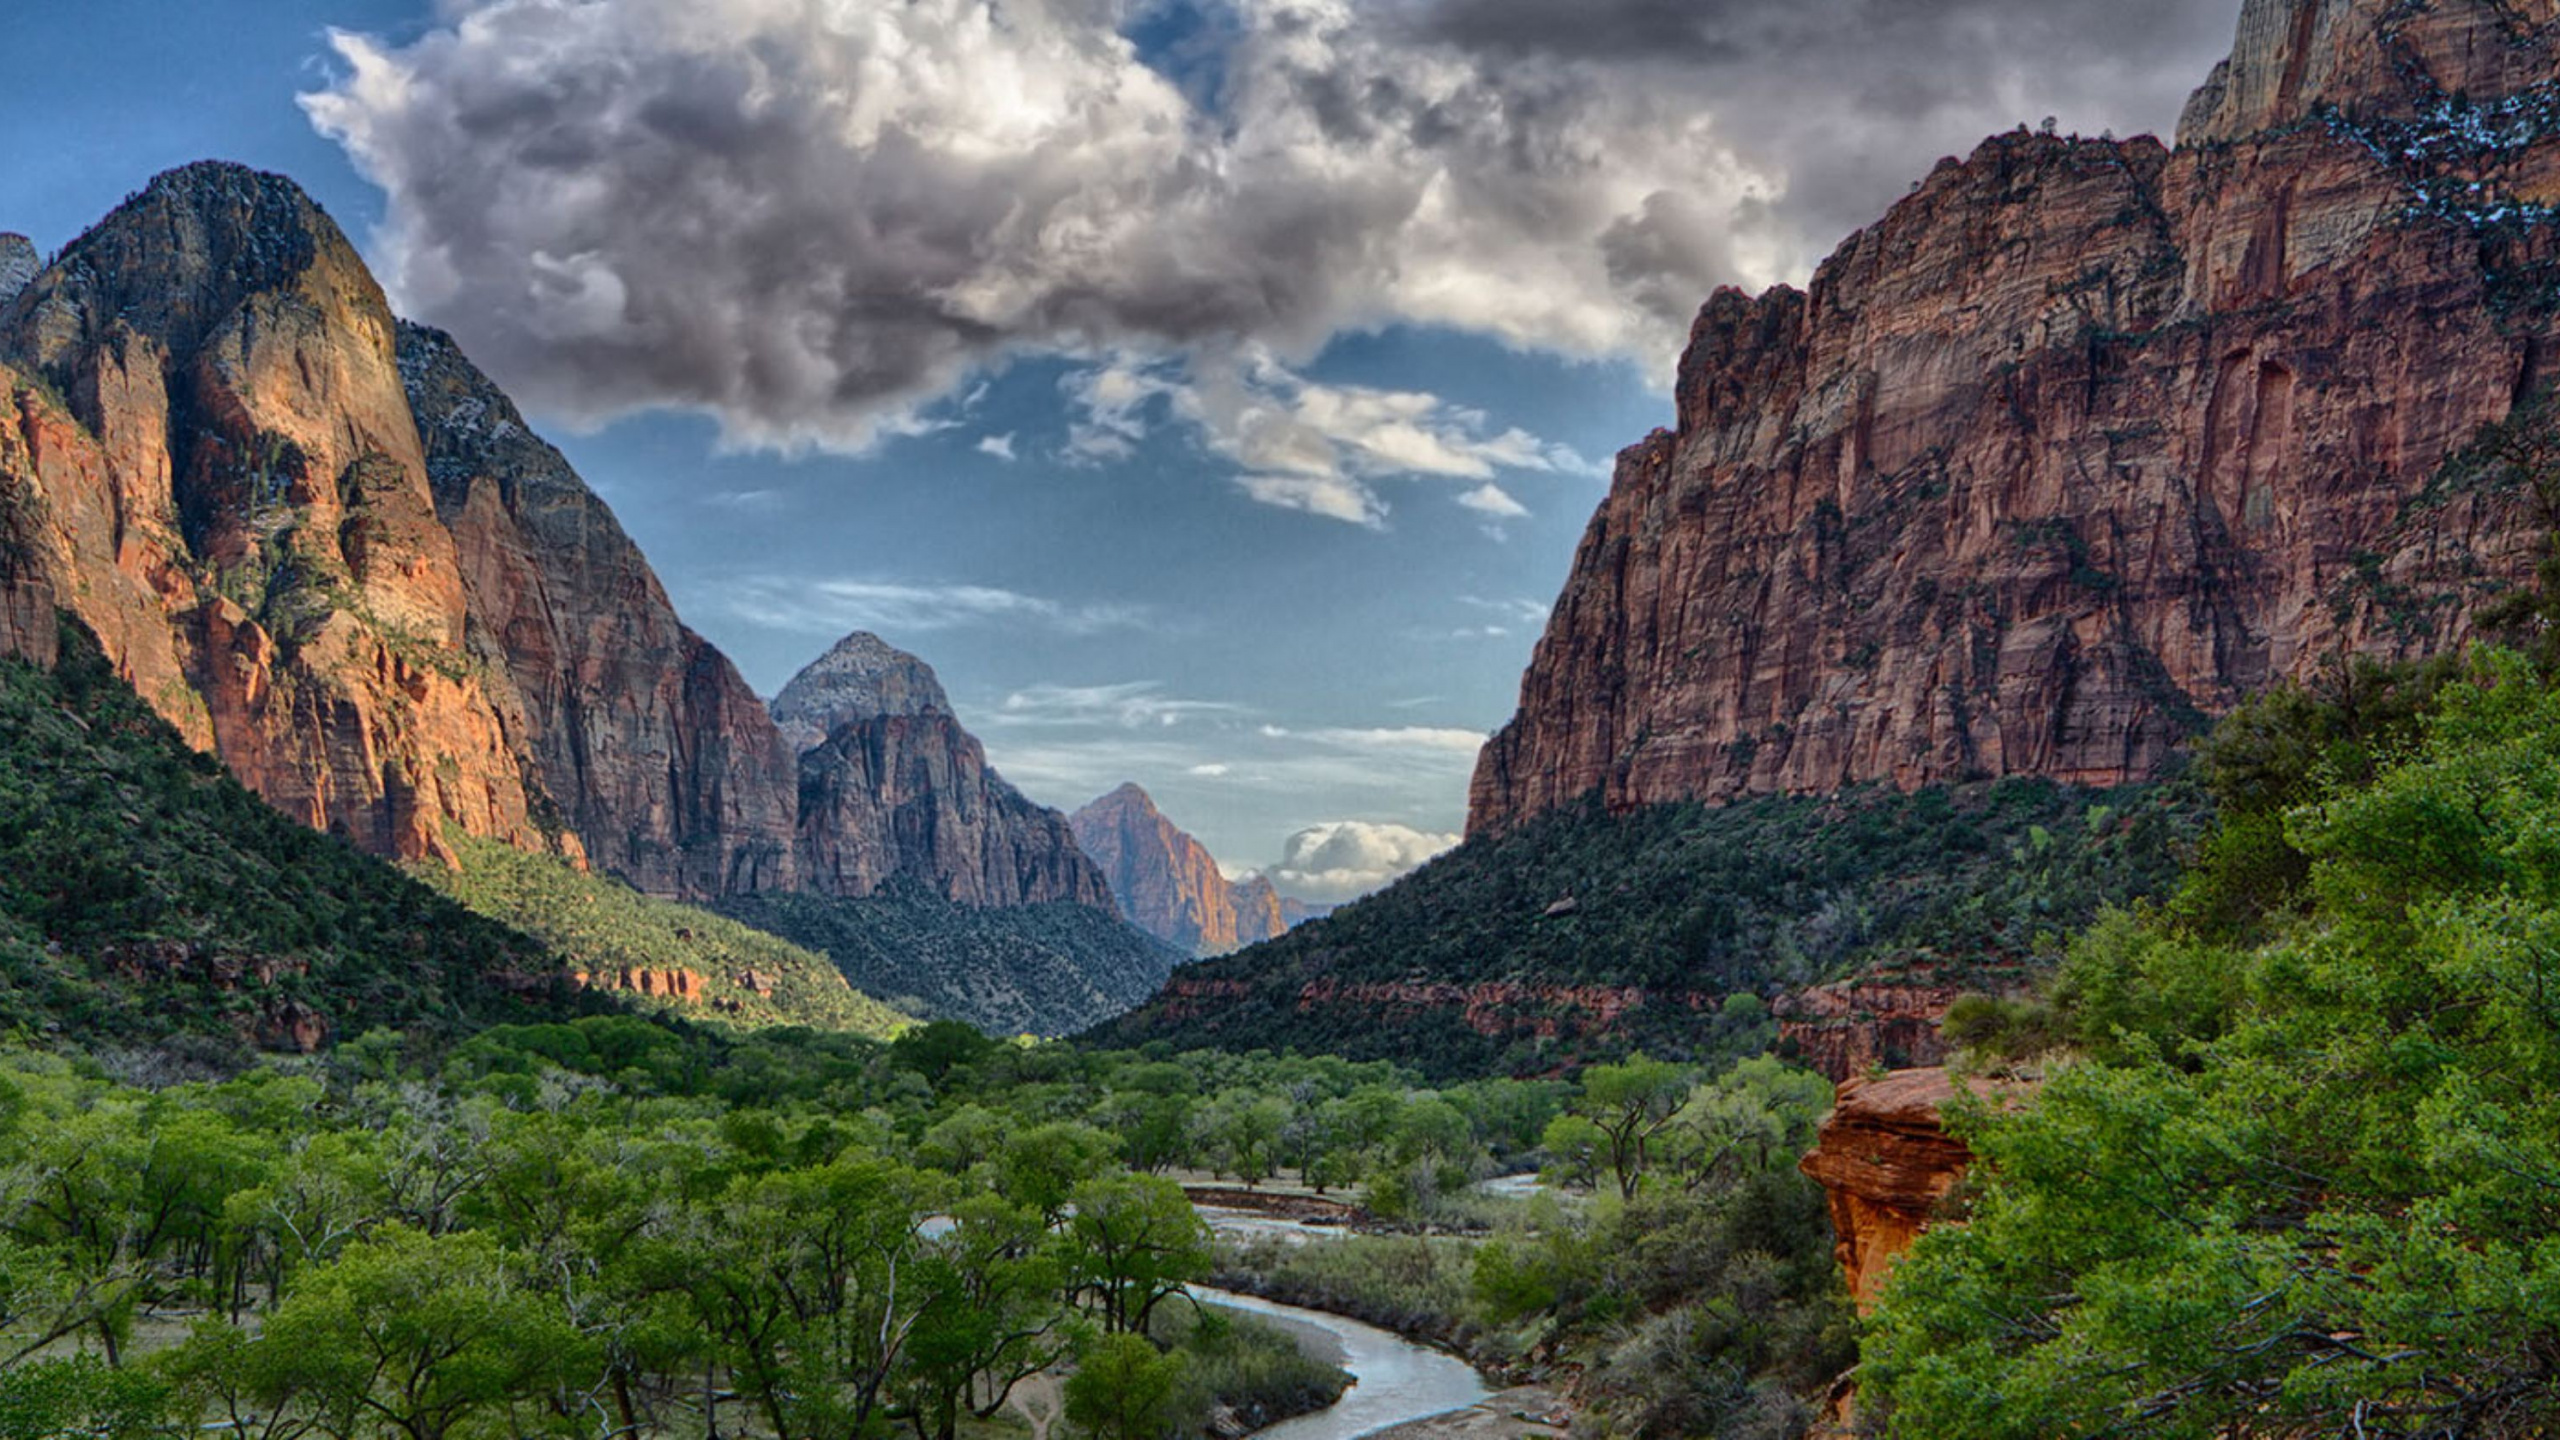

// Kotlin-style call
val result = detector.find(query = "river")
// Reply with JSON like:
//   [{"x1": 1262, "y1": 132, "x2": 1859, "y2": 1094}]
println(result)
[
  {"x1": 1185, "y1": 1186, "x2": 1553, "y2": 1440},
  {"x1": 1192, "y1": 1286, "x2": 1489, "y2": 1440}
]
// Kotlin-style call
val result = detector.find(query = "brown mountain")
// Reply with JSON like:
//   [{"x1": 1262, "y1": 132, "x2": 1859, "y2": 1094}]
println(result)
[
  {"x1": 1069, "y1": 784, "x2": 1290, "y2": 955},
  {"x1": 1471, "y1": 0, "x2": 2560, "y2": 834},
  {"x1": 0, "y1": 164, "x2": 547, "y2": 863},
  {"x1": 783, "y1": 633, "x2": 1115, "y2": 909},
  {"x1": 0, "y1": 164, "x2": 797, "y2": 894}
]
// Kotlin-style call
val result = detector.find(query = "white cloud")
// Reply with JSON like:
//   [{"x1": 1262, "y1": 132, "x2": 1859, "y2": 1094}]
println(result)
[
  {"x1": 976, "y1": 432, "x2": 1017, "y2": 461},
  {"x1": 996, "y1": 682, "x2": 1243, "y2": 730},
  {"x1": 1265, "y1": 724, "x2": 1489, "y2": 756},
  {"x1": 1462, "y1": 596, "x2": 1553, "y2": 626},
  {"x1": 1188, "y1": 763, "x2": 1233, "y2": 778},
  {"x1": 1271, "y1": 821, "x2": 1463, "y2": 903},
  {"x1": 728, "y1": 578, "x2": 1148, "y2": 637},
  {"x1": 1236, "y1": 474, "x2": 1388, "y2": 528},
  {"x1": 306, "y1": 0, "x2": 2230, "y2": 457},
  {"x1": 1457, "y1": 482, "x2": 1529, "y2": 518}
]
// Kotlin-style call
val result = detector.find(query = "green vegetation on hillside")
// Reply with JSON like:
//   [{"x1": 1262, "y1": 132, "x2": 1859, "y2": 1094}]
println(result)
[
  {"x1": 717, "y1": 882, "x2": 1183, "y2": 1037},
  {"x1": 1868, "y1": 649, "x2": 2560, "y2": 1436},
  {"x1": 1105, "y1": 778, "x2": 2205, "y2": 1076},
  {"x1": 415, "y1": 834, "x2": 908, "y2": 1038},
  {"x1": 0, "y1": 617, "x2": 588, "y2": 1058}
]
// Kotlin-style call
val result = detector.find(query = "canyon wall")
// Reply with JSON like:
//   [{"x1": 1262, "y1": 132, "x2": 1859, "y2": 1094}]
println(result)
[{"x1": 1472, "y1": 0, "x2": 2560, "y2": 833}]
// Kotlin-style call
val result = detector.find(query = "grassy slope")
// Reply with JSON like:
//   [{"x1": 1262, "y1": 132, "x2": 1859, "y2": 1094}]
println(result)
[
  {"x1": 419, "y1": 835, "x2": 908, "y2": 1039},
  {"x1": 0, "y1": 619, "x2": 592, "y2": 1053},
  {"x1": 716, "y1": 881, "x2": 1184, "y2": 1038},
  {"x1": 1098, "y1": 778, "x2": 2209, "y2": 1076}
]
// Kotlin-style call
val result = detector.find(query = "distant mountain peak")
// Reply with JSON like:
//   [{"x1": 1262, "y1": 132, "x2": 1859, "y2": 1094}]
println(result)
[
  {"x1": 770, "y1": 631, "x2": 952, "y2": 753},
  {"x1": 1091, "y1": 781, "x2": 1160, "y2": 813},
  {"x1": 1071, "y1": 783, "x2": 1298, "y2": 956}
]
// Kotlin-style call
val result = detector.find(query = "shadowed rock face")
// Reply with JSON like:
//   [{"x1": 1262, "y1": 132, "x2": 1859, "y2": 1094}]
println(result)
[
  {"x1": 0, "y1": 236, "x2": 35, "y2": 308},
  {"x1": 0, "y1": 162, "x2": 798, "y2": 896},
  {"x1": 786, "y1": 634, "x2": 1117, "y2": 910},
  {"x1": 1472, "y1": 0, "x2": 2560, "y2": 834},
  {"x1": 1069, "y1": 783, "x2": 1290, "y2": 955},
  {"x1": 401, "y1": 323, "x2": 798, "y2": 897}
]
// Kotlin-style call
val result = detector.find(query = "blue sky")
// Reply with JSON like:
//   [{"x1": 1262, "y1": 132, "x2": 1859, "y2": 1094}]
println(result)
[{"x1": 2, "y1": 0, "x2": 2238, "y2": 894}]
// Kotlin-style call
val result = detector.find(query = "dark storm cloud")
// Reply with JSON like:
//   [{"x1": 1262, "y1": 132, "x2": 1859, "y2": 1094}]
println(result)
[
  {"x1": 305, "y1": 0, "x2": 2240, "y2": 457},
  {"x1": 1404, "y1": 0, "x2": 2238, "y2": 246}
]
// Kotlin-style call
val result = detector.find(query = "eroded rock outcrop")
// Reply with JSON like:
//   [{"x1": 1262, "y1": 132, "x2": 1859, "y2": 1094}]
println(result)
[
  {"x1": 1799, "y1": 1067, "x2": 2028, "y2": 1313},
  {"x1": 1776, "y1": 979, "x2": 1969, "y2": 1083},
  {"x1": 786, "y1": 634, "x2": 1117, "y2": 910},
  {"x1": 1471, "y1": 0, "x2": 2560, "y2": 834},
  {"x1": 1070, "y1": 784, "x2": 1290, "y2": 955}
]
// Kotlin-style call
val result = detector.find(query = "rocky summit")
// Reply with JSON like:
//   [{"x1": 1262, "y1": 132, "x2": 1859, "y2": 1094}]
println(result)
[
  {"x1": 1069, "y1": 783, "x2": 1292, "y2": 955},
  {"x1": 786, "y1": 633, "x2": 1116, "y2": 910},
  {"x1": 769, "y1": 630, "x2": 954, "y2": 754},
  {"x1": 1471, "y1": 0, "x2": 2560, "y2": 834},
  {"x1": 0, "y1": 165, "x2": 545, "y2": 865},
  {"x1": 0, "y1": 165, "x2": 802, "y2": 893}
]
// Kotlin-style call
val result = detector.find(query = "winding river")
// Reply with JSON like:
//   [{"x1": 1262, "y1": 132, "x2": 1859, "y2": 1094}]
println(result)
[
  {"x1": 1192, "y1": 1286, "x2": 1488, "y2": 1440},
  {"x1": 1188, "y1": 1198, "x2": 1507, "y2": 1440}
]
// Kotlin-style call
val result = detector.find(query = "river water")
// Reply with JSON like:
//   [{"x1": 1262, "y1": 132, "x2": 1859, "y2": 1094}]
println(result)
[{"x1": 1192, "y1": 1286, "x2": 1489, "y2": 1440}]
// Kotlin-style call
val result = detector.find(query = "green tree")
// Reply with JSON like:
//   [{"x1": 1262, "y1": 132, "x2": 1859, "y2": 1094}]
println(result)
[
  {"x1": 1869, "y1": 654, "x2": 2560, "y2": 1438},
  {"x1": 255, "y1": 1226, "x2": 592, "y2": 1440},
  {"x1": 1573, "y1": 1055, "x2": 1691, "y2": 1200},
  {"x1": 1063, "y1": 1175, "x2": 1208, "y2": 1335},
  {"x1": 0, "y1": 1354, "x2": 168, "y2": 1440},
  {"x1": 1063, "y1": 1335, "x2": 1188, "y2": 1440}
]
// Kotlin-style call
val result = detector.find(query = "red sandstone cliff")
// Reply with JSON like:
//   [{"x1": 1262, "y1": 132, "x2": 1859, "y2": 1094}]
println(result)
[
  {"x1": 781, "y1": 633, "x2": 1117, "y2": 910},
  {"x1": 0, "y1": 165, "x2": 542, "y2": 863},
  {"x1": 0, "y1": 164, "x2": 800, "y2": 898},
  {"x1": 1070, "y1": 784, "x2": 1289, "y2": 955},
  {"x1": 1472, "y1": 0, "x2": 2560, "y2": 834}
]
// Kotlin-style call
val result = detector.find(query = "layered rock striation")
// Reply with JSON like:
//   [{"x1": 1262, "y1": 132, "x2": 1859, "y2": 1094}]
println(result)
[
  {"x1": 1069, "y1": 784, "x2": 1291, "y2": 955},
  {"x1": 783, "y1": 633, "x2": 1116, "y2": 910},
  {"x1": 1472, "y1": 0, "x2": 2560, "y2": 833}
]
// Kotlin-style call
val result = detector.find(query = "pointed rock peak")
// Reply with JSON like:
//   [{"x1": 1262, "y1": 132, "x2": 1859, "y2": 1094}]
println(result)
[
  {"x1": 770, "y1": 632, "x2": 952, "y2": 751},
  {"x1": 1079, "y1": 782, "x2": 1160, "y2": 819},
  {"x1": 2178, "y1": 0, "x2": 2559, "y2": 147},
  {"x1": 0, "y1": 234, "x2": 36, "y2": 308}
]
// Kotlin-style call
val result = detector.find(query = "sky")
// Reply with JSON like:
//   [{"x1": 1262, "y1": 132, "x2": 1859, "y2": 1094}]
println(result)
[{"x1": 2, "y1": 0, "x2": 2243, "y2": 900}]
